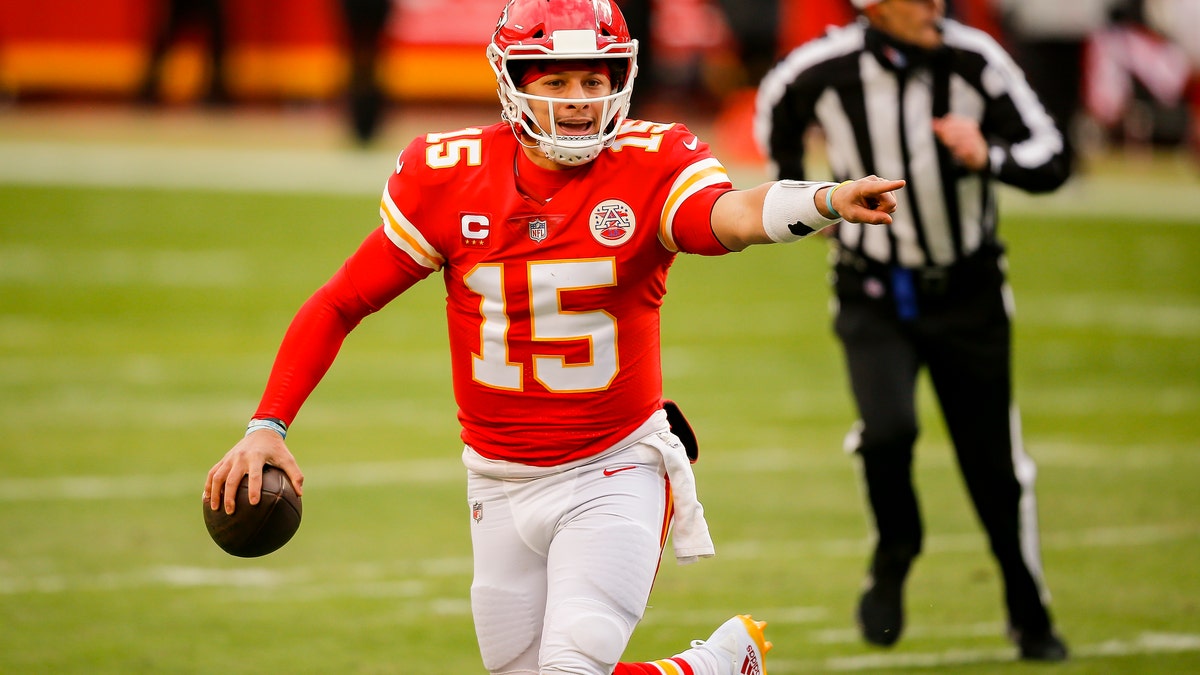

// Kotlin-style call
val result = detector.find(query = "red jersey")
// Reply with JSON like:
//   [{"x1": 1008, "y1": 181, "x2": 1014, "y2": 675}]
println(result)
[{"x1": 258, "y1": 120, "x2": 734, "y2": 465}]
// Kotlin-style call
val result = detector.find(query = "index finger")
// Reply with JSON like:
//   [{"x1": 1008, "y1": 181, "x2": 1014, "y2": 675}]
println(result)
[{"x1": 861, "y1": 178, "x2": 906, "y2": 194}]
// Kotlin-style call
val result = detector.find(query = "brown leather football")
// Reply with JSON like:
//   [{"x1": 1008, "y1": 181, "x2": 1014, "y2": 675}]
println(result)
[{"x1": 203, "y1": 465, "x2": 302, "y2": 557}]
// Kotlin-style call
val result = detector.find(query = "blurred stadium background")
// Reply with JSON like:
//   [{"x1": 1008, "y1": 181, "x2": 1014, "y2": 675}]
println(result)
[{"x1": 2, "y1": 0, "x2": 1198, "y2": 673}]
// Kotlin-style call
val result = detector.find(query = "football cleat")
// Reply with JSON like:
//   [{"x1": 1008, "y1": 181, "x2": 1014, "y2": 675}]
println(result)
[
  {"x1": 693, "y1": 614, "x2": 771, "y2": 675},
  {"x1": 856, "y1": 574, "x2": 905, "y2": 646},
  {"x1": 855, "y1": 552, "x2": 912, "y2": 647},
  {"x1": 1011, "y1": 626, "x2": 1069, "y2": 662}
]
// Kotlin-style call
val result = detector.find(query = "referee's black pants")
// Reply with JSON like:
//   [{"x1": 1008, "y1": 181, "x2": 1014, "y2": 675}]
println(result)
[{"x1": 832, "y1": 246, "x2": 1054, "y2": 634}]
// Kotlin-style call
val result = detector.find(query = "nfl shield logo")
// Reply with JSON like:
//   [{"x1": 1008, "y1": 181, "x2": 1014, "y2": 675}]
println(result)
[
  {"x1": 471, "y1": 501, "x2": 484, "y2": 523},
  {"x1": 528, "y1": 218, "x2": 548, "y2": 242}
]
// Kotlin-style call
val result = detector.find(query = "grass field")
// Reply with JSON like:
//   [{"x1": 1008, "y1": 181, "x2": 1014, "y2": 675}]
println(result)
[{"x1": 1, "y1": 104, "x2": 1198, "y2": 674}]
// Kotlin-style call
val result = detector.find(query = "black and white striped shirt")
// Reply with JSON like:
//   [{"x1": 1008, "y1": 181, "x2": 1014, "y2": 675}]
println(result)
[{"x1": 755, "y1": 19, "x2": 1070, "y2": 268}]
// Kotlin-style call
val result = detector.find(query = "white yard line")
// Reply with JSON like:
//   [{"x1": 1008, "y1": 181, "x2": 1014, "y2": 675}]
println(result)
[
  {"x1": 715, "y1": 522, "x2": 1200, "y2": 561},
  {"x1": 808, "y1": 621, "x2": 1005, "y2": 644},
  {"x1": 2, "y1": 138, "x2": 1199, "y2": 220},
  {"x1": 0, "y1": 140, "x2": 394, "y2": 196},
  {"x1": 0, "y1": 521, "x2": 1193, "y2": 596},
  {"x1": 778, "y1": 632, "x2": 1200, "y2": 671},
  {"x1": 0, "y1": 458, "x2": 465, "y2": 501},
  {"x1": 1019, "y1": 296, "x2": 1200, "y2": 337},
  {"x1": 3, "y1": 549, "x2": 1198, "y2": 670},
  {"x1": 5, "y1": 564, "x2": 1198, "y2": 670}
]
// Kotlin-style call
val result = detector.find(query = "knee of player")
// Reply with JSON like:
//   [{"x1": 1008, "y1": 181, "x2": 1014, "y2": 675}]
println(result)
[
  {"x1": 471, "y1": 583, "x2": 541, "y2": 672},
  {"x1": 542, "y1": 598, "x2": 634, "y2": 674}
]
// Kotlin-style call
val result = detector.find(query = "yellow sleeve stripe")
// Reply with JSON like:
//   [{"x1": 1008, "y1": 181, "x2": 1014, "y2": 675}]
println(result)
[
  {"x1": 651, "y1": 659, "x2": 684, "y2": 674},
  {"x1": 659, "y1": 158, "x2": 730, "y2": 252},
  {"x1": 379, "y1": 192, "x2": 444, "y2": 270}
]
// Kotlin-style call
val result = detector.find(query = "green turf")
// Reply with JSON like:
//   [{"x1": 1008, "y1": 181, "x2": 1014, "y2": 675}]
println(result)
[{"x1": 1, "y1": 178, "x2": 1198, "y2": 674}]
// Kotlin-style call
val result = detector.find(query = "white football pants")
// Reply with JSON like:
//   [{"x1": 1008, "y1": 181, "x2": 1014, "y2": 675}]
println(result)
[{"x1": 464, "y1": 414, "x2": 676, "y2": 675}]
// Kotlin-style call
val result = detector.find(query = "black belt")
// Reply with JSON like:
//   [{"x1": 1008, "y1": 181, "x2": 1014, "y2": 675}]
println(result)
[
  {"x1": 834, "y1": 245, "x2": 1003, "y2": 323},
  {"x1": 836, "y1": 246, "x2": 999, "y2": 294},
  {"x1": 911, "y1": 265, "x2": 952, "y2": 295}
]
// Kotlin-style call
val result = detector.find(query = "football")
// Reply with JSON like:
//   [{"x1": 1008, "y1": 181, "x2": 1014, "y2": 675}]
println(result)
[{"x1": 203, "y1": 465, "x2": 302, "y2": 558}]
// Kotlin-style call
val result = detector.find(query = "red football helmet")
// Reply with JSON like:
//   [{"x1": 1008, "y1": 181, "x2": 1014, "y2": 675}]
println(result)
[{"x1": 487, "y1": 0, "x2": 639, "y2": 165}]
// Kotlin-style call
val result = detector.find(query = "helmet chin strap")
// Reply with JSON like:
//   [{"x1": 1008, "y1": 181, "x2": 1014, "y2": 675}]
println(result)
[
  {"x1": 511, "y1": 123, "x2": 600, "y2": 166},
  {"x1": 538, "y1": 137, "x2": 602, "y2": 165}
]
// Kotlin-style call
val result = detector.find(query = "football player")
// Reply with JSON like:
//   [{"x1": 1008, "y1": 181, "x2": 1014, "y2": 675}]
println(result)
[{"x1": 205, "y1": 0, "x2": 903, "y2": 673}]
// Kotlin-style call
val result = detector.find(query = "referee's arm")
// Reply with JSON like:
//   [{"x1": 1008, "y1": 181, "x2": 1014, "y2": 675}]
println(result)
[{"x1": 979, "y1": 53, "x2": 1073, "y2": 193}]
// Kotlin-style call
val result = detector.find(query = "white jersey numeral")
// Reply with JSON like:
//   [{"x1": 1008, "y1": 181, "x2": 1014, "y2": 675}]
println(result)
[
  {"x1": 464, "y1": 260, "x2": 618, "y2": 393},
  {"x1": 425, "y1": 128, "x2": 484, "y2": 169},
  {"x1": 464, "y1": 264, "x2": 521, "y2": 390}
]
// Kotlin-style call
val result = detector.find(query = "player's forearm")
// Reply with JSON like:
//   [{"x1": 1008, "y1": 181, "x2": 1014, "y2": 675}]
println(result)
[
  {"x1": 254, "y1": 282, "x2": 365, "y2": 425},
  {"x1": 711, "y1": 181, "x2": 840, "y2": 251},
  {"x1": 253, "y1": 229, "x2": 423, "y2": 425}
]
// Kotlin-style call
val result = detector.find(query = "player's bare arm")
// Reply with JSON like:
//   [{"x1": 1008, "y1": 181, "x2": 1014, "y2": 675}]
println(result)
[{"x1": 711, "y1": 176, "x2": 905, "y2": 251}]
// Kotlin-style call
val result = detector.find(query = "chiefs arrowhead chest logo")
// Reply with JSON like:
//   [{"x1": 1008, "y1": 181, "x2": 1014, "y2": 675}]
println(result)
[{"x1": 589, "y1": 199, "x2": 635, "y2": 247}]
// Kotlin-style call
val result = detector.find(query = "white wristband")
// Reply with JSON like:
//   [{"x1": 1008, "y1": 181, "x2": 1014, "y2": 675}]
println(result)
[{"x1": 762, "y1": 180, "x2": 842, "y2": 243}]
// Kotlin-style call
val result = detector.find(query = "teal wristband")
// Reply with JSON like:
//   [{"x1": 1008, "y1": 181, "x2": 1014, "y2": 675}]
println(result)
[
  {"x1": 825, "y1": 180, "x2": 852, "y2": 219},
  {"x1": 246, "y1": 417, "x2": 287, "y2": 440}
]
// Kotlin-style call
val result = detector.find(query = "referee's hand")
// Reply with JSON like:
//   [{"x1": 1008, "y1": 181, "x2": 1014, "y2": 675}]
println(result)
[{"x1": 933, "y1": 114, "x2": 989, "y2": 170}]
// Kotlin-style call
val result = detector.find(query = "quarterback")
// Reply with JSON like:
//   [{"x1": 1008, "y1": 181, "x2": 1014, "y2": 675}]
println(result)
[{"x1": 205, "y1": 0, "x2": 903, "y2": 673}]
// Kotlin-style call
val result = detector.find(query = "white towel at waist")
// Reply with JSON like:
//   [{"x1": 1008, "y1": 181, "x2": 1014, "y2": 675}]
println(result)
[{"x1": 644, "y1": 425, "x2": 715, "y2": 565}]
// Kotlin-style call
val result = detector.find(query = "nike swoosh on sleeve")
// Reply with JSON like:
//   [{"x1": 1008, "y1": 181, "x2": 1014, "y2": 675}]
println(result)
[{"x1": 683, "y1": 137, "x2": 698, "y2": 151}]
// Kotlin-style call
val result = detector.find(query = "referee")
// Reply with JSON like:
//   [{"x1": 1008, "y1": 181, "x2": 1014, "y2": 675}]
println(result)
[{"x1": 755, "y1": 0, "x2": 1071, "y2": 661}]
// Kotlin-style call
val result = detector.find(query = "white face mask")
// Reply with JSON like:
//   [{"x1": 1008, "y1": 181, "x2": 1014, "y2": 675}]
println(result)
[{"x1": 507, "y1": 86, "x2": 631, "y2": 166}]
